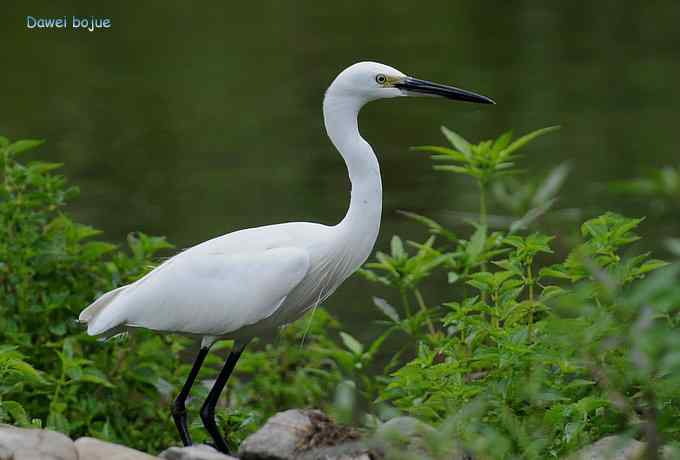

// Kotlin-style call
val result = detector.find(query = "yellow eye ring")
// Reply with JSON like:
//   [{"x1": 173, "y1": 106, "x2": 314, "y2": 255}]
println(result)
[{"x1": 375, "y1": 74, "x2": 387, "y2": 84}]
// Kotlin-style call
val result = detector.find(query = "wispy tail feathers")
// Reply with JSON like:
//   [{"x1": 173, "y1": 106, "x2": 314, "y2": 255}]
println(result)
[{"x1": 79, "y1": 286, "x2": 127, "y2": 336}]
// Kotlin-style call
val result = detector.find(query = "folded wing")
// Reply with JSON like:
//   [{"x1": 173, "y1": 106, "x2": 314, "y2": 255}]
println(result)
[{"x1": 82, "y1": 246, "x2": 310, "y2": 337}]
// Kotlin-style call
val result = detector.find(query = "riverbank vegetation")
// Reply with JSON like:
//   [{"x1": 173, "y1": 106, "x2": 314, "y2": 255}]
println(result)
[{"x1": 1, "y1": 131, "x2": 678, "y2": 458}]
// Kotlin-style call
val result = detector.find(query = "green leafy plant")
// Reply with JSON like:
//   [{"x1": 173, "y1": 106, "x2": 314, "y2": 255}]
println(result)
[
  {"x1": 413, "y1": 126, "x2": 559, "y2": 226},
  {"x1": 0, "y1": 136, "x2": 187, "y2": 450},
  {"x1": 610, "y1": 165, "x2": 680, "y2": 201},
  {"x1": 4, "y1": 129, "x2": 680, "y2": 460},
  {"x1": 0, "y1": 136, "x2": 357, "y2": 452},
  {"x1": 360, "y1": 127, "x2": 679, "y2": 459}
]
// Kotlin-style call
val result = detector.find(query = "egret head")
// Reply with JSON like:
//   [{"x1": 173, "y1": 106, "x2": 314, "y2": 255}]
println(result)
[{"x1": 326, "y1": 61, "x2": 494, "y2": 106}]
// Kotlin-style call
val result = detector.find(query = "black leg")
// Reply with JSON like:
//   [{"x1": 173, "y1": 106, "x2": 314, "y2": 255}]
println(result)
[
  {"x1": 200, "y1": 346, "x2": 245, "y2": 454},
  {"x1": 172, "y1": 346, "x2": 209, "y2": 446}
]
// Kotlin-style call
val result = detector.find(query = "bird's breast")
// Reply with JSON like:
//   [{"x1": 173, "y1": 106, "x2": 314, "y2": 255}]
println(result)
[{"x1": 277, "y1": 228, "x2": 377, "y2": 325}]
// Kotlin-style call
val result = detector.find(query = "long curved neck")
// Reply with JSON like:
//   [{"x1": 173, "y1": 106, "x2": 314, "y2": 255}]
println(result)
[{"x1": 323, "y1": 94, "x2": 382, "y2": 254}]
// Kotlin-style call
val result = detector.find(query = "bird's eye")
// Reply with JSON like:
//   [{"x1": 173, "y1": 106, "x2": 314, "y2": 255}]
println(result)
[{"x1": 375, "y1": 74, "x2": 387, "y2": 85}]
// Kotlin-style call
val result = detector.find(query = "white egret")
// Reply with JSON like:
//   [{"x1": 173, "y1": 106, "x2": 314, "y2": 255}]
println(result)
[{"x1": 79, "y1": 61, "x2": 493, "y2": 453}]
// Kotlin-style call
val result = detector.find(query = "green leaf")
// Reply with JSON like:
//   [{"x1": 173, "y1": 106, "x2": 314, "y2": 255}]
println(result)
[
  {"x1": 540, "y1": 285, "x2": 566, "y2": 302},
  {"x1": 466, "y1": 225, "x2": 487, "y2": 263},
  {"x1": 467, "y1": 279, "x2": 490, "y2": 292},
  {"x1": 503, "y1": 301, "x2": 532, "y2": 326},
  {"x1": 539, "y1": 266, "x2": 570, "y2": 280},
  {"x1": 564, "y1": 379, "x2": 596, "y2": 390},
  {"x1": 411, "y1": 145, "x2": 467, "y2": 161},
  {"x1": 28, "y1": 161, "x2": 62, "y2": 174},
  {"x1": 636, "y1": 259, "x2": 669, "y2": 275},
  {"x1": 7, "y1": 139, "x2": 45, "y2": 155},
  {"x1": 82, "y1": 241, "x2": 118, "y2": 259},
  {"x1": 575, "y1": 397, "x2": 609, "y2": 414},
  {"x1": 397, "y1": 211, "x2": 457, "y2": 241},
  {"x1": 49, "y1": 322, "x2": 67, "y2": 336},
  {"x1": 433, "y1": 165, "x2": 470, "y2": 175},
  {"x1": 366, "y1": 329, "x2": 394, "y2": 359},
  {"x1": 495, "y1": 161, "x2": 515, "y2": 170},
  {"x1": 373, "y1": 297, "x2": 400, "y2": 322},
  {"x1": 504, "y1": 235, "x2": 525, "y2": 250},
  {"x1": 2, "y1": 401, "x2": 30, "y2": 426},
  {"x1": 339, "y1": 332, "x2": 363, "y2": 355},
  {"x1": 441, "y1": 126, "x2": 470, "y2": 154},
  {"x1": 357, "y1": 269, "x2": 391, "y2": 286},
  {"x1": 46, "y1": 411, "x2": 70, "y2": 433},
  {"x1": 493, "y1": 259, "x2": 523, "y2": 276},
  {"x1": 500, "y1": 126, "x2": 559, "y2": 157},
  {"x1": 492, "y1": 130, "x2": 513, "y2": 153},
  {"x1": 10, "y1": 360, "x2": 46, "y2": 384},
  {"x1": 510, "y1": 199, "x2": 556, "y2": 234},
  {"x1": 390, "y1": 236, "x2": 406, "y2": 260},
  {"x1": 532, "y1": 162, "x2": 571, "y2": 206},
  {"x1": 79, "y1": 368, "x2": 114, "y2": 388}
]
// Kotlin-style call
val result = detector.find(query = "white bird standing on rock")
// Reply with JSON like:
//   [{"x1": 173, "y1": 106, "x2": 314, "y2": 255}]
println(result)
[{"x1": 79, "y1": 61, "x2": 494, "y2": 454}]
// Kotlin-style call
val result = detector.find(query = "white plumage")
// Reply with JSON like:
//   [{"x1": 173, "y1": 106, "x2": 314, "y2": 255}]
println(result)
[
  {"x1": 80, "y1": 63, "x2": 400, "y2": 346},
  {"x1": 80, "y1": 221, "x2": 369, "y2": 346},
  {"x1": 79, "y1": 61, "x2": 494, "y2": 347},
  {"x1": 77, "y1": 61, "x2": 492, "y2": 452}
]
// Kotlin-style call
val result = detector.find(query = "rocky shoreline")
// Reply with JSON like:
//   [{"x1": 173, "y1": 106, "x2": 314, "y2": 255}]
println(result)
[
  {"x1": 1, "y1": 409, "x2": 676, "y2": 460},
  {"x1": 0, "y1": 409, "x2": 376, "y2": 460}
]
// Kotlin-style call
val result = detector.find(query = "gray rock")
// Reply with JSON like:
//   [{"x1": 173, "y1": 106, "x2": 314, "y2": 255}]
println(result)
[
  {"x1": 0, "y1": 424, "x2": 77, "y2": 460},
  {"x1": 298, "y1": 441, "x2": 374, "y2": 460},
  {"x1": 239, "y1": 409, "x2": 322, "y2": 460},
  {"x1": 159, "y1": 444, "x2": 238, "y2": 460},
  {"x1": 238, "y1": 409, "x2": 361, "y2": 460},
  {"x1": 376, "y1": 417, "x2": 468, "y2": 460},
  {"x1": 74, "y1": 437, "x2": 158, "y2": 460},
  {"x1": 570, "y1": 436, "x2": 679, "y2": 460},
  {"x1": 662, "y1": 445, "x2": 680, "y2": 459},
  {"x1": 569, "y1": 436, "x2": 645, "y2": 460},
  {"x1": 376, "y1": 416, "x2": 437, "y2": 441}
]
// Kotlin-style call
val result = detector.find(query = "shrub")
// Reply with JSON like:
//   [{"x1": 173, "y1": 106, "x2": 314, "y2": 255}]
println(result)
[
  {"x1": 3, "y1": 130, "x2": 679, "y2": 459},
  {"x1": 0, "y1": 137, "x2": 185, "y2": 450},
  {"x1": 0, "y1": 137, "x2": 350, "y2": 452},
  {"x1": 359, "y1": 127, "x2": 680, "y2": 458}
]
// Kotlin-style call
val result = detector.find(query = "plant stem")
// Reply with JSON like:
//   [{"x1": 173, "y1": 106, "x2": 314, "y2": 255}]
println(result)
[
  {"x1": 491, "y1": 291, "x2": 499, "y2": 329},
  {"x1": 478, "y1": 180, "x2": 489, "y2": 305},
  {"x1": 50, "y1": 357, "x2": 67, "y2": 418},
  {"x1": 478, "y1": 180, "x2": 488, "y2": 227},
  {"x1": 643, "y1": 389, "x2": 661, "y2": 460},
  {"x1": 527, "y1": 263, "x2": 534, "y2": 343},
  {"x1": 414, "y1": 288, "x2": 436, "y2": 335},
  {"x1": 400, "y1": 288, "x2": 412, "y2": 317},
  {"x1": 111, "y1": 338, "x2": 131, "y2": 379}
]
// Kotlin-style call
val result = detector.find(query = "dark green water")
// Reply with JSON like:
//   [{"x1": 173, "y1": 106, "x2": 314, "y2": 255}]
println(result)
[{"x1": 2, "y1": 1, "x2": 680, "y2": 341}]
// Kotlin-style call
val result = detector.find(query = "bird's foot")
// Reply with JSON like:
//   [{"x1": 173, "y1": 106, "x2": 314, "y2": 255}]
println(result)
[{"x1": 205, "y1": 440, "x2": 231, "y2": 455}]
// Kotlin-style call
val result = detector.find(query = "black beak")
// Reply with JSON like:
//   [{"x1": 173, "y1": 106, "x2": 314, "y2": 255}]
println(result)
[{"x1": 395, "y1": 77, "x2": 495, "y2": 104}]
